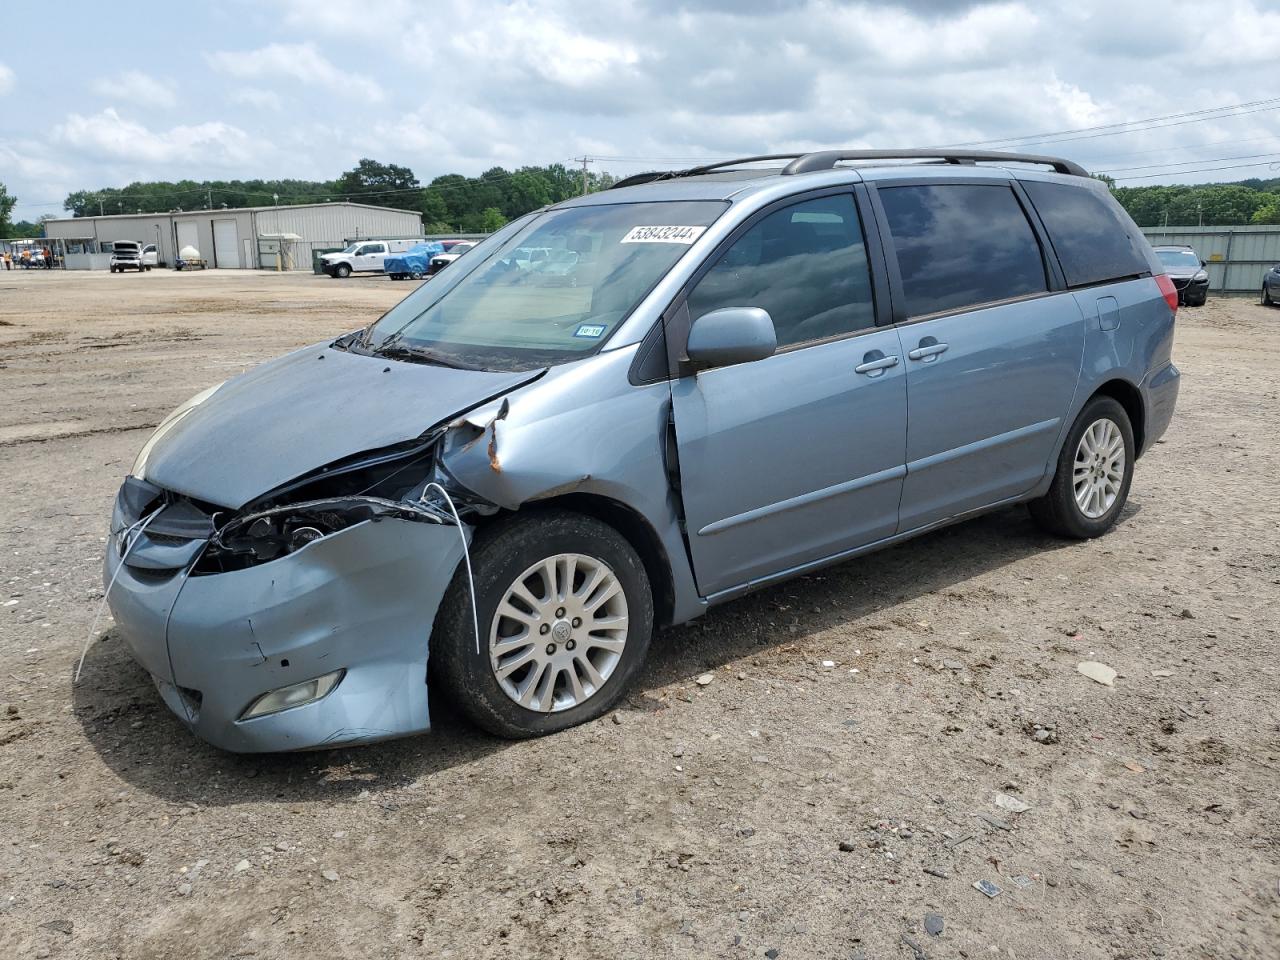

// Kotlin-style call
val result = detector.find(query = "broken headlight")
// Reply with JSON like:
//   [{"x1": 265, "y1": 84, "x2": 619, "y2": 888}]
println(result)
[{"x1": 195, "y1": 496, "x2": 448, "y2": 574}]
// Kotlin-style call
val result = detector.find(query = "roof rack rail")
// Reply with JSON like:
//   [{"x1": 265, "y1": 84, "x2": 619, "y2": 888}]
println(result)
[
  {"x1": 609, "y1": 154, "x2": 806, "y2": 190},
  {"x1": 679, "y1": 154, "x2": 806, "y2": 177},
  {"x1": 780, "y1": 149, "x2": 1088, "y2": 177},
  {"x1": 606, "y1": 149, "x2": 1088, "y2": 192}
]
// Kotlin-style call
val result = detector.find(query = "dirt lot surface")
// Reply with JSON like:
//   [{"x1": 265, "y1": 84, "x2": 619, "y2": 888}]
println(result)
[{"x1": 1, "y1": 269, "x2": 1277, "y2": 960}]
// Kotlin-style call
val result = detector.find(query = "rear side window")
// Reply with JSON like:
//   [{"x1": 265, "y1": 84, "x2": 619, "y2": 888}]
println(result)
[
  {"x1": 878, "y1": 184, "x2": 1047, "y2": 318},
  {"x1": 686, "y1": 193, "x2": 875, "y2": 348},
  {"x1": 1021, "y1": 180, "x2": 1150, "y2": 288}
]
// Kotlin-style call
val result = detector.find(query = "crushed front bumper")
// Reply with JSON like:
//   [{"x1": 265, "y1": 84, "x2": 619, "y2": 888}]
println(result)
[{"x1": 104, "y1": 509, "x2": 467, "y2": 753}]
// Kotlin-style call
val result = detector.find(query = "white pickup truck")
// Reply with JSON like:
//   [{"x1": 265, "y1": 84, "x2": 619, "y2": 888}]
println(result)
[
  {"x1": 110, "y1": 241, "x2": 158, "y2": 273},
  {"x1": 320, "y1": 239, "x2": 424, "y2": 278}
]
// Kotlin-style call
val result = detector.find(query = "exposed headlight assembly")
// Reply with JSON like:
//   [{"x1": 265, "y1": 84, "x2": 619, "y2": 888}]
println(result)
[
  {"x1": 196, "y1": 495, "x2": 449, "y2": 574},
  {"x1": 1192, "y1": 270, "x2": 1209, "y2": 282}
]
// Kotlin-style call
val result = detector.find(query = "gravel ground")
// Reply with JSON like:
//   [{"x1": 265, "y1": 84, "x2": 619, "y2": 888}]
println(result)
[{"x1": 1, "y1": 268, "x2": 1277, "y2": 960}]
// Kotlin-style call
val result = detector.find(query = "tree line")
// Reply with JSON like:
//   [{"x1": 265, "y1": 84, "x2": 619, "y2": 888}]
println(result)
[
  {"x1": 1105, "y1": 176, "x2": 1280, "y2": 227},
  {"x1": 46, "y1": 159, "x2": 616, "y2": 235},
  {"x1": 4, "y1": 161, "x2": 1280, "y2": 239}
]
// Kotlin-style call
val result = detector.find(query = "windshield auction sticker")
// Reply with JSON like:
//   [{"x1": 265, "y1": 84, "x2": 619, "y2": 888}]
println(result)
[{"x1": 620, "y1": 225, "x2": 707, "y2": 244}]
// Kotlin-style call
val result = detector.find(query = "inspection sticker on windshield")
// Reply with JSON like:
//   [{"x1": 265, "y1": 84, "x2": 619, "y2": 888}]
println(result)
[
  {"x1": 574, "y1": 323, "x2": 608, "y2": 339},
  {"x1": 621, "y1": 225, "x2": 706, "y2": 245}
]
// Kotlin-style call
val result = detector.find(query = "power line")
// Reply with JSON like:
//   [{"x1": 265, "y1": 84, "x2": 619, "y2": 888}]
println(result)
[
  {"x1": 1085, "y1": 133, "x2": 1280, "y2": 167},
  {"x1": 1096, "y1": 151, "x2": 1280, "y2": 174},
  {"x1": 938, "y1": 97, "x2": 1280, "y2": 149},
  {"x1": 1113, "y1": 158, "x2": 1280, "y2": 181}
]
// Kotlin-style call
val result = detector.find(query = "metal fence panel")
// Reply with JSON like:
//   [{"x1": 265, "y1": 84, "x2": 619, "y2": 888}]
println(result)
[{"x1": 1141, "y1": 226, "x2": 1280, "y2": 295}]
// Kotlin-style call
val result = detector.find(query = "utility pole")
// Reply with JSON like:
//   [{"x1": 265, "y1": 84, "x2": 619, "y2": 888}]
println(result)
[
  {"x1": 574, "y1": 157, "x2": 593, "y2": 196},
  {"x1": 98, "y1": 196, "x2": 104, "y2": 217},
  {"x1": 207, "y1": 187, "x2": 213, "y2": 210}
]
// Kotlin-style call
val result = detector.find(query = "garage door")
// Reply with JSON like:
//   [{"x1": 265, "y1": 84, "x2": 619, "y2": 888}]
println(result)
[
  {"x1": 177, "y1": 221, "x2": 199, "y2": 258},
  {"x1": 212, "y1": 219, "x2": 241, "y2": 269}
]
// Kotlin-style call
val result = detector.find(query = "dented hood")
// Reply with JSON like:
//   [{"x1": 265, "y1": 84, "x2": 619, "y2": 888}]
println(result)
[{"x1": 139, "y1": 343, "x2": 539, "y2": 508}]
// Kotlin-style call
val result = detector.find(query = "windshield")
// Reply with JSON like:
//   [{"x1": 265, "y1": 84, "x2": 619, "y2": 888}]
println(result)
[
  {"x1": 1156, "y1": 249, "x2": 1201, "y2": 269},
  {"x1": 364, "y1": 200, "x2": 726, "y2": 371}
]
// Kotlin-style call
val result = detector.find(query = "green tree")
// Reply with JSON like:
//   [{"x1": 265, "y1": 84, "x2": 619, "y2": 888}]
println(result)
[
  {"x1": 337, "y1": 159, "x2": 419, "y2": 207},
  {"x1": 479, "y1": 207, "x2": 507, "y2": 232},
  {"x1": 1252, "y1": 196, "x2": 1280, "y2": 225},
  {"x1": 0, "y1": 182, "x2": 16, "y2": 235}
]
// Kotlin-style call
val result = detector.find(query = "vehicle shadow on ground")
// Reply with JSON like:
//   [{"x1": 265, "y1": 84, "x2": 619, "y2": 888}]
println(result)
[{"x1": 71, "y1": 502, "x2": 1106, "y2": 806}]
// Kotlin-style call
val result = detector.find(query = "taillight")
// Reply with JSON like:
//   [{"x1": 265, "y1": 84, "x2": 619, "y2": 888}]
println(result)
[{"x1": 1155, "y1": 274, "x2": 1179, "y2": 315}]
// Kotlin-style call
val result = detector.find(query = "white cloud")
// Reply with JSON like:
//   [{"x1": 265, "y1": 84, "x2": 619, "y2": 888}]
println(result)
[
  {"x1": 229, "y1": 88, "x2": 284, "y2": 112},
  {"x1": 7, "y1": 0, "x2": 1280, "y2": 224},
  {"x1": 52, "y1": 108, "x2": 255, "y2": 166},
  {"x1": 206, "y1": 42, "x2": 384, "y2": 103},
  {"x1": 90, "y1": 70, "x2": 176, "y2": 108}
]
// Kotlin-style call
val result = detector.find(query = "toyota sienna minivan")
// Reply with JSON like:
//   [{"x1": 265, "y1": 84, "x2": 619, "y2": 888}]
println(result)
[{"x1": 104, "y1": 149, "x2": 1180, "y2": 752}]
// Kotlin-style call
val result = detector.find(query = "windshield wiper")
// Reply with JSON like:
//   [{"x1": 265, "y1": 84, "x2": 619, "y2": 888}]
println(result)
[{"x1": 373, "y1": 339, "x2": 481, "y2": 370}]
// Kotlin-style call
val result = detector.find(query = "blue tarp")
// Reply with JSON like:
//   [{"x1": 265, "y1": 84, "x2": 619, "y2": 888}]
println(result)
[{"x1": 385, "y1": 242, "x2": 445, "y2": 277}]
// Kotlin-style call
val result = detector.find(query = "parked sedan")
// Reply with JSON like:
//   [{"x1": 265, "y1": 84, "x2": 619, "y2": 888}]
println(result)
[
  {"x1": 1262, "y1": 264, "x2": 1280, "y2": 306},
  {"x1": 104, "y1": 149, "x2": 1179, "y2": 752},
  {"x1": 1152, "y1": 245, "x2": 1209, "y2": 306},
  {"x1": 426, "y1": 241, "x2": 477, "y2": 276}
]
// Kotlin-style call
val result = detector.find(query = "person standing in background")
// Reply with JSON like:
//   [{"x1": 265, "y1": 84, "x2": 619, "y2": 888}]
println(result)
[{"x1": 2, "y1": 249, "x2": 11, "y2": 270}]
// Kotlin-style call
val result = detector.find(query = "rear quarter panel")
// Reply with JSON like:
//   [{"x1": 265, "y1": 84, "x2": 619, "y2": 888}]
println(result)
[{"x1": 1069, "y1": 275, "x2": 1177, "y2": 455}]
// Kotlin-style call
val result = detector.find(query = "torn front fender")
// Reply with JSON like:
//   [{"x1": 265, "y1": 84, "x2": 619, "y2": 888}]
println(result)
[{"x1": 437, "y1": 347, "x2": 706, "y2": 625}]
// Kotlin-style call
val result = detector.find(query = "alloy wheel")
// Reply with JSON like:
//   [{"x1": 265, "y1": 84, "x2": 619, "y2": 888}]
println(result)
[
  {"x1": 489, "y1": 553, "x2": 629, "y2": 712},
  {"x1": 1073, "y1": 418, "x2": 1126, "y2": 519}
]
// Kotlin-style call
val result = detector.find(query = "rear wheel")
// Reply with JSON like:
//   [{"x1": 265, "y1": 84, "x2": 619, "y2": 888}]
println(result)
[
  {"x1": 1029, "y1": 395, "x2": 1134, "y2": 539},
  {"x1": 433, "y1": 509, "x2": 653, "y2": 738}
]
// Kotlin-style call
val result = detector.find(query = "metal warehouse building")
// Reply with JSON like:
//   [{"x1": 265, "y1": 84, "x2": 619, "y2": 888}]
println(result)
[{"x1": 42, "y1": 202, "x2": 423, "y2": 271}]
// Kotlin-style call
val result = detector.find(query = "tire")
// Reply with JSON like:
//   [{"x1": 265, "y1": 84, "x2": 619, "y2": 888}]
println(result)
[
  {"x1": 432, "y1": 509, "x2": 654, "y2": 739},
  {"x1": 410, "y1": 271, "x2": 423, "y2": 280},
  {"x1": 335, "y1": 263, "x2": 351, "y2": 279},
  {"x1": 1264, "y1": 285, "x2": 1275, "y2": 307},
  {"x1": 1029, "y1": 395, "x2": 1135, "y2": 540}
]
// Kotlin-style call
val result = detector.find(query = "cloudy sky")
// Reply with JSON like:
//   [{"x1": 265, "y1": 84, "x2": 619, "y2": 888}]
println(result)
[{"x1": 3, "y1": 0, "x2": 1279, "y2": 221}]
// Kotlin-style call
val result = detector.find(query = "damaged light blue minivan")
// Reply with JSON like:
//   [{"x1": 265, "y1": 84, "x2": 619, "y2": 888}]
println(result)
[{"x1": 105, "y1": 149, "x2": 1181, "y2": 752}]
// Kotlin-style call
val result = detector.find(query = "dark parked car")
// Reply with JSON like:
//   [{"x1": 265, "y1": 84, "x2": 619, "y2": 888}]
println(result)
[
  {"x1": 104, "y1": 148, "x2": 1179, "y2": 752},
  {"x1": 1152, "y1": 245, "x2": 1209, "y2": 306},
  {"x1": 1262, "y1": 264, "x2": 1280, "y2": 306}
]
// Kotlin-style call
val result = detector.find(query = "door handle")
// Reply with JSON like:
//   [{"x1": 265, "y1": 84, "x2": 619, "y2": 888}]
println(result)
[
  {"x1": 907, "y1": 338, "x2": 949, "y2": 362},
  {"x1": 854, "y1": 354, "x2": 900, "y2": 376}
]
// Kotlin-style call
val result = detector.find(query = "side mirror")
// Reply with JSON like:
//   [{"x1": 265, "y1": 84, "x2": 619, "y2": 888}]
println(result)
[{"x1": 685, "y1": 307, "x2": 777, "y2": 370}]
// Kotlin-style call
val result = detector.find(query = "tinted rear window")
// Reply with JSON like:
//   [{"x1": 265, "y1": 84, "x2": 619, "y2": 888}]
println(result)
[
  {"x1": 1022, "y1": 180, "x2": 1150, "y2": 288},
  {"x1": 878, "y1": 184, "x2": 1047, "y2": 318}
]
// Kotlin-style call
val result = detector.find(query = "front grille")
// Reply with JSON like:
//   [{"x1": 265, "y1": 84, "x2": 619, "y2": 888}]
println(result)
[{"x1": 1172, "y1": 278, "x2": 1190, "y2": 289}]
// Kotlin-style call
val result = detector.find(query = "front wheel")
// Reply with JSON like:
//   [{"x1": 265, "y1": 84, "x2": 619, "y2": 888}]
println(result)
[
  {"x1": 334, "y1": 263, "x2": 351, "y2": 279},
  {"x1": 1029, "y1": 395, "x2": 1135, "y2": 539},
  {"x1": 1264, "y1": 285, "x2": 1275, "y2": 307},
  {"x1": 432, "y1": 509, "x2": 654, "y2": 738}
]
